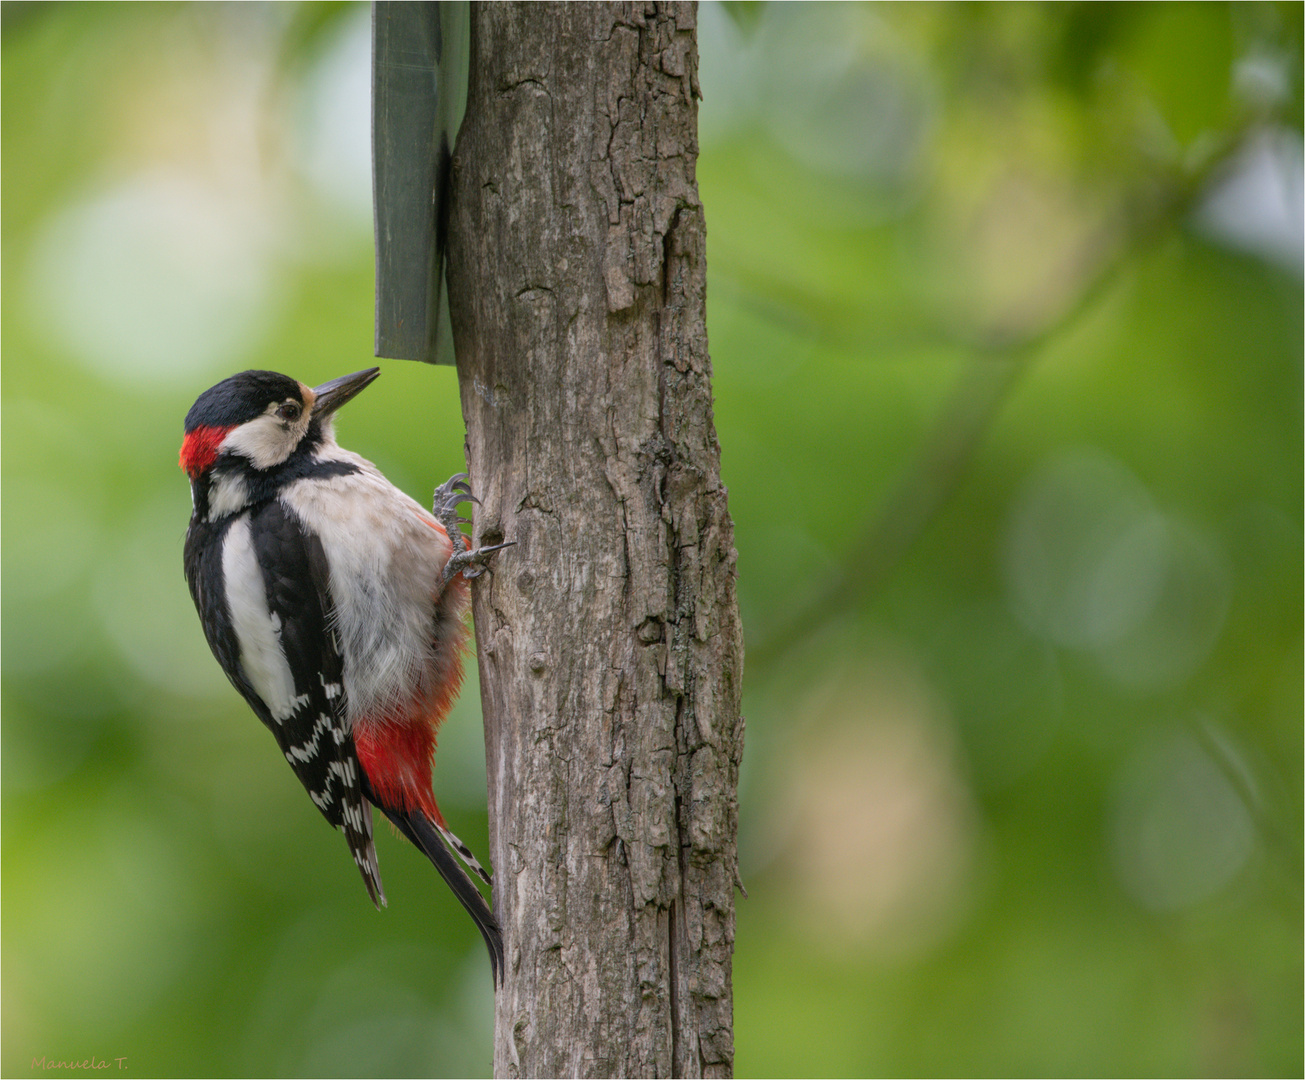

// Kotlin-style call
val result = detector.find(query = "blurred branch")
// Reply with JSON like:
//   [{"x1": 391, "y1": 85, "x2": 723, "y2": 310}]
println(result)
[{"x1": 747, "y1": 136, "x2": 1256, "y2": 673}]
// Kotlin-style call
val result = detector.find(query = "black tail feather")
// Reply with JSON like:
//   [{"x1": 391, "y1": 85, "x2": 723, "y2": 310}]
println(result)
[{"x1": 382, "y1": 807, "x2": 504, "y2": 987}]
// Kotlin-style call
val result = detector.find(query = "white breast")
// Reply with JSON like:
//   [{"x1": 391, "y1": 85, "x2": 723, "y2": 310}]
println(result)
[{"x1": 279, "y1": 448, "x2": 455, "y2": 721}]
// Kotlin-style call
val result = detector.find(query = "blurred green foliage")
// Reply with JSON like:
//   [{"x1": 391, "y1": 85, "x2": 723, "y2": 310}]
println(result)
[{"x1": 3, "y1": 3, "x2": 1301, "y2": 1077}]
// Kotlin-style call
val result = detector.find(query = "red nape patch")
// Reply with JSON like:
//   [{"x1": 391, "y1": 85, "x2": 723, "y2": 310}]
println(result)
[
  {"x1": 179, "y1": 425, "x2": 231, "y2": 478},
  {"x1": 355, "y1": 720, "x2": 442, "y2": 822}
]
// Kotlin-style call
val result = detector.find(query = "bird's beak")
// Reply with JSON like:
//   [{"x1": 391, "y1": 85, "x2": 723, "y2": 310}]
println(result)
[{"x1": 311, "y1": 368, "x2": 380, "y2": 418}]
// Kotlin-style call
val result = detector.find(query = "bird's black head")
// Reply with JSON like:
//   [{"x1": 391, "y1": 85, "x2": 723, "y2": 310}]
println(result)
[
  {"x1": 180, "y1": 367, "x2": 379, "y2": 479},
  {"x1": 184, "y1": 370, "x2": 304, "y2": 436}
]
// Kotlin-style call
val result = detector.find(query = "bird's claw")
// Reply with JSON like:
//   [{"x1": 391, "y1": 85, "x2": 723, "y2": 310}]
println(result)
[
  {"x1": 433, "y1": 473, "x2": 481, "y2": 555},
  {"x1": 443, "y1": 541, "x2": 516, "y2": 585},
  {"x1": 433, "y1": 473, "x2": 479, "y2": 515},
  {"x1": 433, "y1": 473, "x2": 513, "y2": 582}
]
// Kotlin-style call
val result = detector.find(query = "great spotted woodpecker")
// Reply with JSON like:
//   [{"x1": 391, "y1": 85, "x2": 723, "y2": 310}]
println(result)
[{"x1": 180, "y1": 367, "x2": 506, "y2": 982}]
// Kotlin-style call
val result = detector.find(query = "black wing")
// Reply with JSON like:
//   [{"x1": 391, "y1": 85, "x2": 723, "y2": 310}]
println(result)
[
  {"x1": 185, "y1": 502, "x2": 385, "y2": 907},
  {"x1": 248, "y1": 498, "x2": 386, "y2": 907}
]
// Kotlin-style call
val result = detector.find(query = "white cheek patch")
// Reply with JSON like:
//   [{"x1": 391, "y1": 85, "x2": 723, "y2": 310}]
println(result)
[
  {"x1": 221, "y1": 414, "x2": 299, "y2": 470},
  {"x1": 222, "y1": 515, "x2": 308, "y2": 722}
]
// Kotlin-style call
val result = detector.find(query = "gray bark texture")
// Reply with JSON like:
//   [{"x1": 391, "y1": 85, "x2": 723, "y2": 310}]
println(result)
[{"x1": 445, "y1": 3, "x2": 744, "y2": 1077}]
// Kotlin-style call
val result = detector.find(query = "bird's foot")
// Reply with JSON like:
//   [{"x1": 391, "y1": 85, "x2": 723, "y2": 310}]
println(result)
[
  {"x1": 443, "y1": 541, "x2": 515, "y2": 584},
  {"x1": 433, "y1": 474, "x2": 513, "y2": 583}
]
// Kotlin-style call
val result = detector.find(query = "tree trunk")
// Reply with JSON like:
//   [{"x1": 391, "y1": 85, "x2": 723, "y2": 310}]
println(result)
[{"x1": 445, "y1": 3, "x2": 743, "y2": 1076}]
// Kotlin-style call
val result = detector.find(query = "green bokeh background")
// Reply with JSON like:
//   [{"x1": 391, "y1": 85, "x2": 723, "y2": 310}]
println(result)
[{"x1": 3, "y1": 3, "x2": 1301, "y2": 1077}]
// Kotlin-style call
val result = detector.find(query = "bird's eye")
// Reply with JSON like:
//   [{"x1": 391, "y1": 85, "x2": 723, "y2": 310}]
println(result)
[{"x1": 277, "y1": 401, "x2": 302, "y2": 421}]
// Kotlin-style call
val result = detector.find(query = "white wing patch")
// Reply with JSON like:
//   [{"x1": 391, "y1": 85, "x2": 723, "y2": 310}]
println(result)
[{"x1": 222, "y1": 515, "x2": 304, "y2": 723}]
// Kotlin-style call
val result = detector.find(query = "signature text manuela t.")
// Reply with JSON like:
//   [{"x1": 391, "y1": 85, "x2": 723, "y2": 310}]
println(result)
[{"x1": 31, "y1": 1056, "x2": 126, "y2": 1072}]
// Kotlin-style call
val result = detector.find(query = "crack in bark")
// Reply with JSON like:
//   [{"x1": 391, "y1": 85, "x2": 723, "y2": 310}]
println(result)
[{"x1": 669, "y1": 897, "x2": 682, "y2": 1077}]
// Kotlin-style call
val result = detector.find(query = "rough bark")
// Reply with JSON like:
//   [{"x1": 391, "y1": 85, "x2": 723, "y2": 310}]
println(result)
[{"x1": 445, "y1": 3, "x2": 743, "y2": 1077}]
